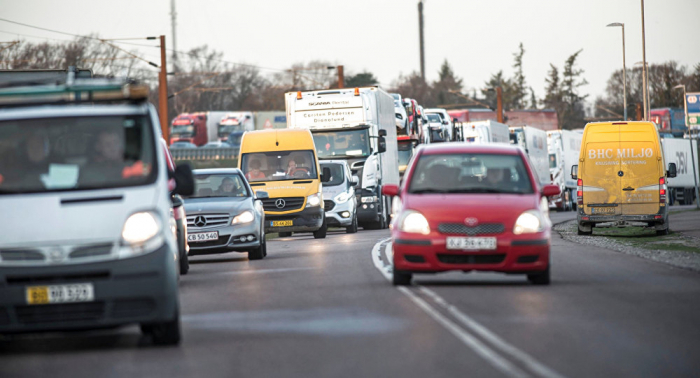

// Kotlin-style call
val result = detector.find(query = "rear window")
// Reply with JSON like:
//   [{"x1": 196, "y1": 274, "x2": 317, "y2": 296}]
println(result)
[
  {"x1": 408, "y1": 153, "x2": 533, "y2": 194},
  {"x1": 0, "y1": 115, "x2": 156, "y2": 194}
]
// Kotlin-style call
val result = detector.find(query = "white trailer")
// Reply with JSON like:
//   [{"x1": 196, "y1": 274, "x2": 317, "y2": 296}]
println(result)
[
  {"x1": 509, "y1": 126, "x2": 549, "y2": 187},
  {"x1": 286, "y1": 87, "x2": 399, "y2": 229},
  {"x1": 546, "y1": 129, "x2": 582, "y2": 211},
  {"x1": 661, "y1": 137, "x2": 700, "y2": 205},
  {"x1": 460, "y1": 120, "x2": 510, "y2": 144}
]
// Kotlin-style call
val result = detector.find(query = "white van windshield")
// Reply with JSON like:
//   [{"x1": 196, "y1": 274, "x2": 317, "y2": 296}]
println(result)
[
  {"x1": 241, "y1": 150, "x2": 317, "y2": 182},
  {"x1": 0, "y1": 115, "x2": 156, "y2": 194},
  {"x1": 321, "y1": 163, "x2": 345, "y2": 186}
]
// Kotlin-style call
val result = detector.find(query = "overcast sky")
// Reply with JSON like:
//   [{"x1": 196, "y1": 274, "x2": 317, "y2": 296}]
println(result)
[{"x1": 2, "y1": 0, "x2": 699, "y2": 107}]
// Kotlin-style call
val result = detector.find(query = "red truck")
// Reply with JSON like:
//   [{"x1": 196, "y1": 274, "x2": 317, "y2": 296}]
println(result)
[{"x1": 170, "y1": 112, "x2": 218, "y2": 146}]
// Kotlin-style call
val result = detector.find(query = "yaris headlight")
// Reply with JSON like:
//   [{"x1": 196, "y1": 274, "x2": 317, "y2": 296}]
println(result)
[
  {"x1": 513, "y1": 210, "x2": 543, "y2": 235},
  {"x1": 398, "y1": 210, "x2": 430, "y2": 235}
]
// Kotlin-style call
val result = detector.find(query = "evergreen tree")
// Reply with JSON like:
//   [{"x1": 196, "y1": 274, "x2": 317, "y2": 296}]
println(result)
[
  {"x1": 559, "y1": 50, "x2": 588, "y2": 129},
  {"x1": 432, "y1": 59, "x2": 464, "y2": 107},
  {"x1": 345, "y1": 71, "x2": 379, "y2": 88},
  {"x1": 512, "y1": 43, "x2": 528, "y2": 108}
]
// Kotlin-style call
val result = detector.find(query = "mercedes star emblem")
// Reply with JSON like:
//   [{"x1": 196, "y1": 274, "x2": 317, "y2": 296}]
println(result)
[
  {"x1": 275, "y1": 199, "x2": 286, "y2": 209},
  {"x1": 194, "y1": 216, "x2": 207, "y2": 227}
]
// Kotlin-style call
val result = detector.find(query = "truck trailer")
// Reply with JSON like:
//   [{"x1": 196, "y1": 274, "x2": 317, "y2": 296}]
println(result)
[
  {"x1": 661, "y1": 137, "x2": 699, "y2": 205},
  {"x1": 459, "y1": 120, "x2": 510, "y2": 144},
  {"x1": 509, "y1": 126, "x2": 550, "y2": 187},
  {"x1": 547, "y1": 129, "x2": 582, "y2": 211}
]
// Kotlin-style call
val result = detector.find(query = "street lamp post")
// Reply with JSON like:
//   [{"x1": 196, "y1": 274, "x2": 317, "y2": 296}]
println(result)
[
  {"x1": 641, "y1": 0, "x2": 649, "y2": 120},
  {"x1": 673, "y1": 84, "x2": 700, "y2": 209},
  {"x1": 607, "y1": 22, "x2": 627, "y2": 121}
]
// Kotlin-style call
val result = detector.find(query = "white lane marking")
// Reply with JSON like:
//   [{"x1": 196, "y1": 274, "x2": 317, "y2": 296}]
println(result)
[
  {"x1": 419, "y1": 287, "x2": 565, "y2": 378},
  {"x1": 371, "y1": 239, "x2": 566, "y2": 378},
  {"x1": 398, "y1": 286, "x2": 530, "y2": 378},
  {"x1": 207, "y1": 267, "x2": 318, "y2": 276}
]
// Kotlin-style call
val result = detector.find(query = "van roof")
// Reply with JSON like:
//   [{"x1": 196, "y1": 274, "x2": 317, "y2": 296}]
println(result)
[{"x1": 240, "y1": 129, "x2": 315, "y2": 153}]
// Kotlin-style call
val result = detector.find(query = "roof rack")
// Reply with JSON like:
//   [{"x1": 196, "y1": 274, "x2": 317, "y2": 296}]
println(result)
[{"x1": 0, "y1": 70, "x2": 149, "y2": 108}]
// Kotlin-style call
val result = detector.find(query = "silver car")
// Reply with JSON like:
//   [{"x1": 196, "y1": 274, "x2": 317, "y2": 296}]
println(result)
[{"x1": 183, "y1": 169, "x2": 268, "y2": 260}]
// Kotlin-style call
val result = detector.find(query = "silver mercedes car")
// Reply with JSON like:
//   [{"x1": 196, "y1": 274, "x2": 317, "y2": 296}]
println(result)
[{"x1": 183, "y1": 169, "x2": 268, "y2": 260}]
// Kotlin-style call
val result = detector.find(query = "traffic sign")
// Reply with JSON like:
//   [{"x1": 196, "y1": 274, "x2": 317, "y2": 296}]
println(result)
[
  {"x1": 263, "y1": 119, "x2": 273, "y2": 129},
  {"x1": 686, "y1": 93, "x2": 700, "y2": 128}
]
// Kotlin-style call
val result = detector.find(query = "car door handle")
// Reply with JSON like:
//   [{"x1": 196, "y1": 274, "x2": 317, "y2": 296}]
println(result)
[{"x1": 622, "y1": 187, "x2": 635, "y2": 191}]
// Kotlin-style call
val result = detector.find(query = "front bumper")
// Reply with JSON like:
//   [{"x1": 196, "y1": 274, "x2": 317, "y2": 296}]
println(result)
[
  {"x1": 325, "y1": 200, "x2": 355, "y2": 227},
  {"x1": 264, "y1": 206, "x2": 324, "y2": 233},
  {"x1": 0, "y1": 244, "x2": 179, "y2": 333},
  {"x1": 187, "y1": 221, "x2": 262, "y2": 255},
  {"x1": 391, "y1": 231, "x2": 550, "y2": 274}
]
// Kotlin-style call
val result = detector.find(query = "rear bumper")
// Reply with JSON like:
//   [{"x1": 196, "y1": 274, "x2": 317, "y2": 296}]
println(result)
[
  {"x1": 578, "y1": 205, "x2": 667, "y2": 224},
  {"x1": 0, "y1": 244, "x2": 179, "y2": 333},
  {"x1": 391, "y1": 232, "x2": 550, "y2": 274},
  {"x1": 264, "y1": 206, "x2": 324, "y2": 233}
]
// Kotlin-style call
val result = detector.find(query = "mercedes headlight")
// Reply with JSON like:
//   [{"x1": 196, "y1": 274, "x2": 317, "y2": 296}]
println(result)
[
  {"x1": 334, "y1": 191, "x2": 353, "y2": 204},
  {"x1": 232, "y1": 210, "x2": 255, "y2": 225},
  {"x1": 398, "y1": 210, "x2": 430, "y2": 235},
  {"x1": 306, "y1": 193, "x2": 322, "y2": 208},
  {"x1": 513, "y1": 210, "x2": 543, "y2": 235}
]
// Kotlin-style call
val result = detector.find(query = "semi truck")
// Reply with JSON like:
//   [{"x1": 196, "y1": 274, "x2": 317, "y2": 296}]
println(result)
[
  {"x1": 459, "y1": 120, "x2": 510, "y2": 144},
  {"x1": 285, "y1": 87, "x2": 399, "y2": 229},
  {"x1": 217, "y1": 112, "x2": 254, "y2": 142},
  {"x1": 546, "y1": 129, "x2": 582, "y2": 211},
  {"x1": 650, "y1": 108, "x2": 687, "y2": 137},
  {"x1": 661, "y1": 137, "x2": 699, "y2": 205},
  {"x1": 509, "y1": 126, "x2": 550, "y2": 187}
]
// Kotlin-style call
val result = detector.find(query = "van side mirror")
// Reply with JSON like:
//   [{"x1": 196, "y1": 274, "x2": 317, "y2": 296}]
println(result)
[
  {"x1": 255, "y1": 190, "x2": 269, "y2": 200},
  {"x1": 667, "y1": 162, "x2": 677, "y2": 178},
  {"x1": 378, "y1": 135, "x2": 387, "y2": 153},
  {"x1": 571, "y1": 165, "x2": 578, "y2": 180},
  {"x1": 542, "y1": 184, "x2": 561, "y2": 197},
  {"x1": 443, "y1": 120, "x2": 449, "y2": 125},
  {"x1": 350, "y1": 175, "x2": 359, "y2": 187},
  {"x1": 172, "y1": 164, "x2": 195, "y2": 196},
  {"x1": 321, "y1": 167, "x2": 331, "y2": 183},
  {"x1": 378, "y1": 129, "x2": 387, "y2": 137},
  {"x1": 382, "y1": 184, "x2": 399, "y2": 197}
]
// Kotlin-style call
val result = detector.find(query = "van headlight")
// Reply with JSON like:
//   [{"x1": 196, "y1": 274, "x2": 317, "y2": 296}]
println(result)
[
  {"x1": 398, "y1": 210, "x2": 430, "y2": 235},
  {"x1": 306, "y1": 193, "x2": 322, "y2": 207},
  {"x1": 119, "y1": 211, "x2": 164, "y2": 258},
  {"x1": 232, "y1": 210, "x2": 255, "y2": 225},
  {"x1": 513, "y1": 211, "x2": 543, "y2": 235},
  {"x1": 334, "y1": 192, "x2": 353, "y2": 204}
]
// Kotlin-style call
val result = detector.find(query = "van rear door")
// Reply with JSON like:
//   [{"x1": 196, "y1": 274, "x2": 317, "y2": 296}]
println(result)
[
  {"x1": 582, "y1": 124, "x2": 622, "y2": 215},
  {"x1": 618, "y1": 124, "x2": 661, "y2": 215}
]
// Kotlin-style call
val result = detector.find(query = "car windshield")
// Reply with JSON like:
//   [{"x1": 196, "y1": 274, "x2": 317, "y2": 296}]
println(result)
[
  {"x1": 0, "y1": 115, "x2": 156, "y2": 194},
  {"x1": 427, "y1": 114, "x2": 442, "y2": 123},
  {"x1": 408, "y1": 153, "x2": 534, "y2": 194},
  {"x1": 241, "y1": 150, "x2": 318, "y2": 182},
  {"x1": 397, "y1": 143, "x2": 414, "y2": 166},
  {"x1": 312, "y1": 129, "x2": 371, "y2": 158},
  {"x1": 549, "y1": 153, "x2": 557, "y2": 169},
  {"x1": 321, "y1": 163, "x2": 345, "y2": 186},
  {"x1": 187, "y1": 173, "x2": 249, "y2": 198},
  {"x1": 171, "y1": 119, "x2": 195, "y2": 138}
]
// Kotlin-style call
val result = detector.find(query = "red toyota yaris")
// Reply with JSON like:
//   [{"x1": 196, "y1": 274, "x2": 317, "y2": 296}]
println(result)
[{"x1": 383, "y1": 143, "x2": 560, "y2": 286}]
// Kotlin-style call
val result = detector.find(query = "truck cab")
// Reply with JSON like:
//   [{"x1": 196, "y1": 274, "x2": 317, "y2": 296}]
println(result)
[{"x1": 170, "y1": 113, "x2": 207, "y2": 146}]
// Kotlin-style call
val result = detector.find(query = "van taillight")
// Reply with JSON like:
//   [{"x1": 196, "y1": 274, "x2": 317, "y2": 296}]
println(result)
[
  {"x1": 659, "y1": 177, "x2": 666, "y2": 204},
  {"x1": 577, "y1": 179, "x2": 583, "y2": 206}
]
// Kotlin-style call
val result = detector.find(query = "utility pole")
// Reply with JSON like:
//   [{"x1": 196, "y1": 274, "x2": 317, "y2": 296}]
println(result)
[
  {"x1": 496, "y1": 86, "x2": 503, "y2": 123},
  {"x1": 641, "y1": 0, "x2": 649, "y2": 121},
  {"x1": 418, "y1": 1, "x2": 425, "y2": 81},
  {"x1": 337, "y1": 65, "x2": 344, "y2": 89},
  {"x1": 170, "y1": 0, "x2": 177, "y2": 62},
  {"x1": 159, "y1": 35, "x2": 169, "y2": 142}
]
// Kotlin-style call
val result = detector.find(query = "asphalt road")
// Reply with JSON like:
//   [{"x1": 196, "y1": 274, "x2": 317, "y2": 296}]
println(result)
[{"x1": 2, "y1": 209, "x2": 700, "y2": 378}]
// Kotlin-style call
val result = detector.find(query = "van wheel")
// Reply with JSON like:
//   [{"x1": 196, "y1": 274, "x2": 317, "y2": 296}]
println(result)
[
  {"x1": 527, "y1": 266, "x2": 550, "y2": 285},
  {"x1": 577, "y1": 224, "x2": 592, "y2": 235},
  {"x1": 656, "y1": 227, "x2": 670, "y2": 236},
  {"x1": 393, "y1": 270, "x2": 412, "y2": 286},
  {"x1": 313, "y1": 220, "x2": 328, "y2": 239},
  {"x1": 346, "y1": 213, "x2": 358, "y2": 234},
  {"x1": 141, "y1": 311, "x2": 181, "y2": 346}
]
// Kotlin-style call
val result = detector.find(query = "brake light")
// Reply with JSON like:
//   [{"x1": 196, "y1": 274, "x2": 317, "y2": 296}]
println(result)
[
  {"x1": 659, "y1": 177, "x2": 665, "y2": 185},
  {"x1": 659, "y1": 177, "x2": 666, "y2": 204},
  {"x1": 577, "y1": 179, "x2": 583, "y2": 206}
]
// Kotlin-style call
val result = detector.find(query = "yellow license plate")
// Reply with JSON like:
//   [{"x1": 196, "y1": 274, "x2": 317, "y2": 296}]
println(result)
[
  {"x1": 26, "y1": 283, "x2": 94, "y2": 305},
  {"x1": 272, "y1": 220, "x2": 293, "y2": 227},
  {"x1": 26, "y1": 286, "x2": 50, "y2": 305}
]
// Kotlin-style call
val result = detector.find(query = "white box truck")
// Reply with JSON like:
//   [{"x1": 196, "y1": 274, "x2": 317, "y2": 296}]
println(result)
[
  {"x1": 509, "y1": 126, "x2": 549, "y2": 187},
  {"x1": 661, "y1": 137, "x2": 700, "y2": 205},
  {"x1": 460, "y1": 120, "x2": 510, "y2": 144},
  {"x1": 546, "y1": 129, "x2": 582, "y2": 211},
  {"x1": 286, "y1": 87, "x2": 399, "y2": 229}
]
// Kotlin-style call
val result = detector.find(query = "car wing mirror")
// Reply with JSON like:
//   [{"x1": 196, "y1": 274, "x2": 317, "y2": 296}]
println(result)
[
  {"x1": 350, "y1": 175, "x2": 359, "y2": 187},
  {"x1": 571, "y1": 165, "x2": 578, "y2": 180},
  {"x1": 542, "y1": 184, "x2": 561, "y2": 197},
  {"x1": 172, "y1": 164, "x2": 194, "y2": 196},
  {"x1": 667, "y1": 162, "x2": 677, "y2": 178},
  {"x1": 382, "y1": 184, "x2": 399, "y2": 197}
]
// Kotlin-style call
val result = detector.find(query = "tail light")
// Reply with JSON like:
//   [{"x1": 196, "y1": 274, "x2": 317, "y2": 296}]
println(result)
[
  {"x1": 659, "y1": 177, "x2": 666, "y2": 204},
  {"x1": 577, "y1": 179, "x2": 583, "y2": 206}
]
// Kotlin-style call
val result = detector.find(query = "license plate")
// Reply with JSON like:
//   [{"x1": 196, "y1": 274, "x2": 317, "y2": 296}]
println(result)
[
  {"x1": 26, "y1": 283, "x2": 94, "y2": 305},
  {"x1": 446, "y1": 237, "x2": 497, "y2": 250},
  {"x1": 591, "y1": 207, "x2": 616, "y2": 214},
  {"x1": 187, "y1": 231, "x2": 218, "y2": 242},
  {"x1": 272, "y1": 220, "x2": 293, "y2": 227}
]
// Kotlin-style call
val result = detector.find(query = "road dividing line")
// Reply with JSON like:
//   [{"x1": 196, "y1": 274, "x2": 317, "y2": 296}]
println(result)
[
  {"x1": 398, "y1": 286, "x2": 530, "y2": 378},
  {"x1": 419, "y1": 287, "x2": 565, "y2": 378},
  {"x1": 371, "y1": 239, "x2": 566, "y2": 378}
]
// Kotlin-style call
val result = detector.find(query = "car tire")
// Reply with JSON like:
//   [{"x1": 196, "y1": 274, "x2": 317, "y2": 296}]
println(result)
[
  {"x1": 248, "y1": 238, "x2": 265, "y2": 260},
  {"x1": 177, "y1": 229, "x2": 189, "y2": 275},
  {"x1": 393, "y1": 270, "x2": 412, "y2": 286},
  {"x1": 346, "y1": 213, "x2": 358, "y2": 234},
  {"x1": 313, "y1": 219, "x2": 328, "y2": 239},
  {"x1": 278, "y1": 232, "x2": 292, "y2": 237},
  {"x1": 656, "y1": 226, "x2": 670, "y2": 236},
  {"x1": 141, "y1": 310, "x2": 181, "y2": 346},
  {"x1": 527, "y1": 266, "x2": 550, "y2": 285}
]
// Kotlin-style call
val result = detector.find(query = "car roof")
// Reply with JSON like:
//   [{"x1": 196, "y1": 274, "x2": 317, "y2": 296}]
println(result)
[
  {"x1": 418, "y1": 142, "x2": 522, "y2": 156},
  {"x1": 193, "y1": 168, "x2": 243, "y2": 175}
]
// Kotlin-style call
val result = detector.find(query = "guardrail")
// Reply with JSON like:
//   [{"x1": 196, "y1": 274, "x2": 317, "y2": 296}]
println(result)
[{"x1": 170, "y1": 147, "x2": 239, "y2": 161}]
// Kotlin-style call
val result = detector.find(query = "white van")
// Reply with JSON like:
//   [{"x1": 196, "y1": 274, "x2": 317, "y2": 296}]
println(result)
[
  {"x1": 0, "y1": 78, "x2": 193, "y2": 344},
  {"x1": 320, "y1": 160, "x2": 359, "y2": 233}
]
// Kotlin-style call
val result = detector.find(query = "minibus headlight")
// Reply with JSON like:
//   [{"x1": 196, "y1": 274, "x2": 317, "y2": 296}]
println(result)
[
  {"x1": 399, "y1": 210, "x2": 431, "y2": 235},
  {"x1": 122, "y1": 212, "x2": 161, "y2": 244},
  {"x1": 232, "y1": 210, "x2": 255, "y2": 225},
  {"x1": 306, "y1": 193, "x2": 322, "y2": 208},
  {"x1": 513, "y1": 211, "x2": 543, "y2": 235}
]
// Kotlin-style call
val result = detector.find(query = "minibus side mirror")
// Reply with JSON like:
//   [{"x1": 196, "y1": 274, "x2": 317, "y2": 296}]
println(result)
[
  {"x1": 667, "y1": 163, "x2": 677, "y2": 178},
  {"x1": 382, "y1": 184, "x2": 399, "y2": 197},
  {"x1": 255, "y1": 190, "x2": 269, "y2": 200},
  {"x1": 321, "y1": 167, "x2": 331, "y2": 183},
  {"x1": 571, "y1": 165, "x2": 578, "y2": 180},
  {"x1": 172, "y1": 164, "x2": 195, "y2": 196},
  {"x1": 350, "y1": 175, "x2": 359, "y2": 187}
]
